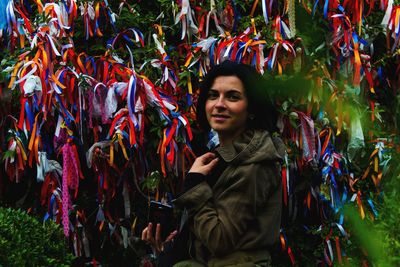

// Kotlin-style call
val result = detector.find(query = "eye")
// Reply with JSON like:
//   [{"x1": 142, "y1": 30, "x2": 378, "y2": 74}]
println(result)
[
  {"x1": 207, "y1": 90, "x2": 219, "y2": 100},
  {"x1": 226, "y1": 92, "x2": 242, "y2": 101}
]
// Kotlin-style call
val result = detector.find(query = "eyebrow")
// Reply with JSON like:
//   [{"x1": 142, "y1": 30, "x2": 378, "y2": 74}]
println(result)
[{"x1": 209, "y1": 89, "x2": 243, "y2": 94}]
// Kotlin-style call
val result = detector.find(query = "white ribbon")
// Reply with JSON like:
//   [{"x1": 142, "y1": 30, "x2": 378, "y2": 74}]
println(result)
[
  {"x1": 37, "y1": 151, "x2": 49, "y2": 182},
  {"x1": 6, "y1": 0, "x2": 16, "y2": 34},
  {"x1": 105, "y1": 86, "x2": 118, "y2": 120},
  {"x1": 8, "y1": 140, "x2": 17, "y2": 164},
  {"x1": 82, "y1": 229, "x2": 91, "y2": 257},
  {"x1": 152, "y1": 33, "x2": 166, "y2": 55},
  {"x1": 269, "y1": 43, "x2": 279, "y2": 69},
  {"x1": 122, "y1": 182, "x2": 130, "y2": 218},
  {"x1": 46, "y1": 33, "x2": 62, "y2": 56},
  {"x1": 92, "y1": 82, "x2": 107, "y2": 117},
  {"x1": 262, "y1": 0, "x2": 269, "y2": 25},
  {"x1": 326, "y1": 239, "x2": 334, "y2": 262},
  {"x1": 14, "y1": 61, "x2": 38, "y2": 86},
  {"x1": 375, "y1": 141, "x2": 385, "y2": 161},
  {"x1": 44, "y1": 3, "x2": 70, "y2": 30},
  {"x1": 121, "y1": 226, "x2": 129, "y2": 248},
  {"x1": 210, "y1": 0, "x2": 216, "y2": 10},
  {"x1": 382, "y1": 0, "x2": 394, "y2": 27},
  {"x1": 55, "y1": 115, "x2": 63, "y2": 137},
  {"x1": 23, "y1": 75, "x2": 42, "y2": 96},
  {"x1": 197, "y1": 37, "x2": 218, "y2": 52}
]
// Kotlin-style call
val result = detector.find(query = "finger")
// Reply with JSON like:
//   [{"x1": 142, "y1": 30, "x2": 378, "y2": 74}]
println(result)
[
  {"x1": 141, "y1": 227, "x2": 148, "y2": 241},
  {"x1": 189, "y1": 153, "x2": 217, "y2": 174},
  {"x1": 199, "y1": 152, "x2": 216, "y2": 163},
  {"x1": 207, "y1": 157, "x2": 219, "y2": 167},
  {"x1": 203, "y1": 157, "x2": 219, "y2": 173},
  {"x1": 165, "y1": 230, "x2": 178, "y2": 242},
  {"x1": 147, "y1": 223, "x2": 153, "y2": 241},
  {"x1": 195, "y1": 152, "x2": 215, "y2": 164},
  {"x1": 155, "y1": 223, "x2": 161, "y2": 244}
]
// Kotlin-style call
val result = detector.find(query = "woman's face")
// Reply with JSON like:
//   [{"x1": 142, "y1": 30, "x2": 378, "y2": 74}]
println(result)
[{"x1": 205, "y1": 75, "x2": 249, "y2": 143}]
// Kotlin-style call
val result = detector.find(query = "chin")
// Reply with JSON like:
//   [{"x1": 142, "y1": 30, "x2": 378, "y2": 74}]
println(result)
[
  {"x1": 210, "y1": 125, "x2": 227, "y2": 133},
  {"x1": 211, "y1": 127, "x2": 233, "y2": 136}
]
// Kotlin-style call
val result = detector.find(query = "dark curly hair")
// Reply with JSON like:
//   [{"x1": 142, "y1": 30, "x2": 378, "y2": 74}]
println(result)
[{"x1": 196, "y1": 60, "x2": 278, "y2": 133}]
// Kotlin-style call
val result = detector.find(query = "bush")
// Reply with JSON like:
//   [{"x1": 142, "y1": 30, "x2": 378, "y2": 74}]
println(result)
[{"x1": 0, "y1": 207, "x2": 74, "y2": 266}]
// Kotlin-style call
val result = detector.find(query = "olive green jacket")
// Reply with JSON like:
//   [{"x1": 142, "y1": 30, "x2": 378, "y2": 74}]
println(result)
[{"x1": 174, "y1": 129, "x2": 285, "y2": 266}]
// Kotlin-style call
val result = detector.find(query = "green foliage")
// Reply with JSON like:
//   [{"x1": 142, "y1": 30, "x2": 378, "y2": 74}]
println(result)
[
  {"x1": 375, "y1": 152, "x2": 400, "y2": 266},
  {"x1": 295, "y1": 2, "x2": 328, "y2": 56},
  {"x1": 141, "y1": 171, "x2": 161, "y2": 191},
  {"x1": 0, "y1": 207, "x2": 74, "y2": 266},
  {"x1": 343, "y1": 204, "x2": 389, "y2": 267}
]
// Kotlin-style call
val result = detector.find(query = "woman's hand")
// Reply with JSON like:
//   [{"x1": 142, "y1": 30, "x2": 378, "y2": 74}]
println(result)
[
  {"x1": 141, "y1": 223, "x2": 178, "y2": 254},
  {"x1": 189, "y1": 152, "x2": 219, "y2": 175}
]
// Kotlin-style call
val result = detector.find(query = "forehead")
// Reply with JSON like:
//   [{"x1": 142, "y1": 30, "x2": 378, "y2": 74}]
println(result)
[{"x1": 210, "y1": 75, "x2": 245, "y2": 93}]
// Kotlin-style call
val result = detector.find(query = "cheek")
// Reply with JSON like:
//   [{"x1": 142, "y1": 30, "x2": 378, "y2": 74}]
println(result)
[
  {"x1": 233, "y1": 102, "x2": 248, "y2": 117},
  {"x1": 205, "y1": 101, "x2": 213, "y2": 118}
]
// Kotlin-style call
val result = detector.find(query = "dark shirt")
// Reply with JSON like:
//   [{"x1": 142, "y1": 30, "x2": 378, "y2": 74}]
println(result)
[
  {"x1": 157, "y1": 154, "x2": 226, "y2": 266},
  {"x1": 183, "y1": 153, "x2": 227, "y2": 191}
]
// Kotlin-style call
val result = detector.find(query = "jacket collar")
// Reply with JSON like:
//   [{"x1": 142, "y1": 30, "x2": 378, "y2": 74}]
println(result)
[
  {"x1": 215, "y1": 129, "x2": 260, "y2": 163},
  {"x1": 215, "y1": 129, "x2": 285, "y2": 164}
]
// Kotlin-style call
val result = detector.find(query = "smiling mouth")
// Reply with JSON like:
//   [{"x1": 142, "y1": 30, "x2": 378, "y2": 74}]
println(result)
[{"x1": 212, "y1": 114, "x2": 230, "y2": 118}]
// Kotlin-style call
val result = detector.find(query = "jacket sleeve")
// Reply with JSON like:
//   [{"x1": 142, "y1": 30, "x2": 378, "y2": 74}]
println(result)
[{"x1": 173, "y1": 163, "x2": 276, "y2": 256}]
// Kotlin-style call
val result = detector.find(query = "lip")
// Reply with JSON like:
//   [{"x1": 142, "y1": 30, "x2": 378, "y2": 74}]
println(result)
[
  {"x1": 212, "y1": 114, "x2": 230, "y2": 118},
  {"x1": 211, "y1": 114, "x2": 230, "y2": 122}
]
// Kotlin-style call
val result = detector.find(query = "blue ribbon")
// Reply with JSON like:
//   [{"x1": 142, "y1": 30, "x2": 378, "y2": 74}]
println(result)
[
  {"x1": 85, "y1": 57, "x2": 97, "y2": 76},
  {"x1": 341, "y1": 185, "x2": 347, "y2": 204},
  {"x1": 54, "y1": 94, "x2": 75, "y2": 126},
  {"x1": 267, "y1": 54, "x2": 274, "y2": 71},
  {"x1": 122, "y1": 34, "x2": 137, "y2": 47},
  {"x1": 121, "y1": 129, "x2": 129, "y2": 141},
  {"x1": 60, "y1": 0, "x2": 68, "y2": 11},
  {"x1": 235, "y1": 42, "x2": 246, "y2": 62},
  {"x1": 210, "y1": 40, "x2": 216, "y2": 66},
  {"x1": 280, "y1": 21, "x2": 287, "y2": 39},
  {"x1": 25, "y1": 100, "x2": 34, "y2": 131},
  {"x1": 359, "y1": 37, "x2": 368, "y2": 46},
  {"x1": 49, "y1": 194, "x2": 56, "y2": 219},
  {"x1": 377, "y1": 67, "x2": 384, "y2": 82},
  {"x1": 134, "y1": 28, "x2": 144, "y2": 42},
  {"x1": 251, "y1": 53, "x2": 257, "y2": 67},
  {"x1": 367, "y1": 198, "x2": 378, "y2": 218},
  {"x1": 312, "y1": 0, "x2": 320, "y2": 17},
  {"x1": 0, "y1": 0, "x2": 10, "y2": 30},
  {"x1": 94, "y1": 19, "x2": 101, "y2": 35},
  {"x1": 32, "y1": 94, "x2": 40, "y2": 112},
  {"x1": 99, "y1": 174, "x2": 104, "y2": 188},
  {"x1": 186, "y1": 93, "x2": 192, "y2": 106},
  {"x1": 323, "y1": 0, "x2": 329, "y2": 19},
  {"x1": 127, "y1": 74, "x2": 137, "y2": 129},
  {"x1": 330, "y1": 172, "x2": 337, "y2": 188},
  {"x1": 231, "y1": 0, "x2": 241, "y2": 33}
]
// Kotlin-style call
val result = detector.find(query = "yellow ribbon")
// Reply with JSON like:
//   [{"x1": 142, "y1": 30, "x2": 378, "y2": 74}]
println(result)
[
  {"x1": 109, "y1": 142, "x2": 114, "y2": 166},
  {"x1": 117, "y1": 133, "x2": 129, "y2": 160},
  {"x1": 187, "y1": 75, "x2": 193, "y2": 94},
  {"x1": 8, "y1": 62, "x2": 24, "y2": 89},
  {"x1": 16, "y1": 139, "x2": 28, "y2": 161}
]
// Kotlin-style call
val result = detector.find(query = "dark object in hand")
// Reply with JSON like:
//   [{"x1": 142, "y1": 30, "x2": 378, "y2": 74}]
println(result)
[{"x1": 148, "y1": 200, "x2": 175, "y2": 241}]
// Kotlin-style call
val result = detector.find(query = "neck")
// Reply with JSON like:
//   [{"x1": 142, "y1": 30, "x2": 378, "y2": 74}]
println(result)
[
  {"x1": 217, "y1": 129, "x2": 246, "y2": 147},
  {"x1": 218, "y1": 137, "x2": 233, "y2": 147}
]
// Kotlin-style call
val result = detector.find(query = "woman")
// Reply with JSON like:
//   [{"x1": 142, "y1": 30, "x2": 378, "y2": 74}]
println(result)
[{"x1": 142, "y1": 61, "x2": 285, "y2": 267}]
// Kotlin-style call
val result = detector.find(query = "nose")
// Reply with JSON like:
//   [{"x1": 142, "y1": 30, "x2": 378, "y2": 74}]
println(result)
[{"x1": 215, "y1": 96, "x2": 226, "y2": 109}]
